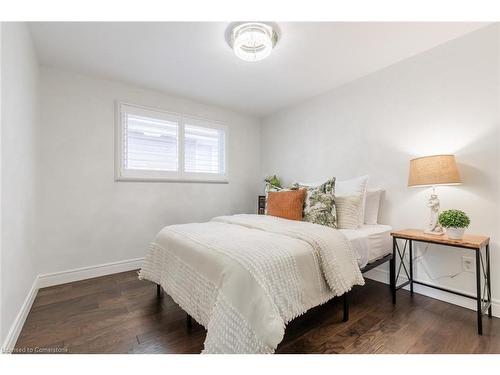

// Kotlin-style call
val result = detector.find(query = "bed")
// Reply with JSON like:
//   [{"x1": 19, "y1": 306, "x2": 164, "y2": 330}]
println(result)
[
  {"x1": 342, "y1": 224, "x2": 393, "y2": 269},
  {"x1": 138, "y1": 214, "x2": 394, "y2": 354}
]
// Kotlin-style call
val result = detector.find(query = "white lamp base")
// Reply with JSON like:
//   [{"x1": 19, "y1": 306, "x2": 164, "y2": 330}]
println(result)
[{"x1": 425, "y1": 188, "x2": 444, "y2": 235}]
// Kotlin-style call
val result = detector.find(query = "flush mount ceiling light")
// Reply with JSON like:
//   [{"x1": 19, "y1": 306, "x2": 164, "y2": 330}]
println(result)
[{"x1": 227, "y1": 22, "x2": 279, "y2": 62}]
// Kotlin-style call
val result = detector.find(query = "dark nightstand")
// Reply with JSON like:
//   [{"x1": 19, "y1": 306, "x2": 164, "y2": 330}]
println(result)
[
  {"x1": 258, "y1": 195, "x2": 265, "y2": 215},
  {"x1": 391, "y1": 229, "x2": 491, "y2": 335}
]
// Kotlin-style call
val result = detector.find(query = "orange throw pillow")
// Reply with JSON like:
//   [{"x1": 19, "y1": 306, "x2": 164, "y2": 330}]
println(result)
[{"x1": 267, "y1": 189, "x2": 306, "y2": 221}]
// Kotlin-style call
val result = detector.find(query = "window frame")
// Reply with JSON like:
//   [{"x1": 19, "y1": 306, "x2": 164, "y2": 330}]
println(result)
[{"x1": 115, "y1": 102, "x2": 228, "y2": 183}]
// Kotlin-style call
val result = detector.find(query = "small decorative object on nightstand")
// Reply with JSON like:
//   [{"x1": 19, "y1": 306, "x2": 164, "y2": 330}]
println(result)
[
  {"x1": 438, "y1": 209, "x2": 470, "y2": 240},
  {"x1": 408, "y1": 155, "x2": 462, "y2": 235},
  {"x1": 391, "y1": 229, "x2": 491, "y2": 335},
  {"x1": 264, "y1": 174, "x2": 282, "y2": 189}
]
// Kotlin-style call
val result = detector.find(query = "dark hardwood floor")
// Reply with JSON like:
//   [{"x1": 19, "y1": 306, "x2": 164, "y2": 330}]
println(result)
[{"x1": 14, "y1": 270, "x2": 500, "y2": 354}]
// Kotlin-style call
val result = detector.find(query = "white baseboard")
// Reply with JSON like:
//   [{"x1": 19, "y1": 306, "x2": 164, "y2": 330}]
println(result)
[
  {"x1": 2, "y1": 257, "x2": 145, "y2": 352},
  {"x1": 1, "y1": 276, "x2": 39, "y2": 353},
  {"x1": 365, "y1": 267, "x2": 500, "y2": 318},
  {"x1": 37, "y1": 257, "x2": 144, "y2": 288}
]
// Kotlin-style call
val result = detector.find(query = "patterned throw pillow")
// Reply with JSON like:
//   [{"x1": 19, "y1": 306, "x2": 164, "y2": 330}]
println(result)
[
  {"x1": 290, "y1": 178, "x2": 337, "y2": 228},
  {"x1": 336, "y1": 194, "x2": 364, "y2": 229}
]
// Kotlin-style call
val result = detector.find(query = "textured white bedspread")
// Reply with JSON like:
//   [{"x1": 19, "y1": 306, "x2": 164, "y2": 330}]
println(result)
[{"x1": 139, "y1": 214, "x2": 364, "y2": 353}]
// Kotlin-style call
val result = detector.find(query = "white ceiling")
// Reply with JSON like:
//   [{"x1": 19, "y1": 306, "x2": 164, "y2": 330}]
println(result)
[{"x1": 29, "y1": 22, "x2": 488, "y2": 117}]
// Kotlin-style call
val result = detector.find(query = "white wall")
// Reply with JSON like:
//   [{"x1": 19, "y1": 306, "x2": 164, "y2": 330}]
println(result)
[
  {"x1": 37, "y1": 67, "x2": 261, "y2": 275},
  {"x1": 262, "y1": 25, "x2": 500, "y2": 313},
  {"x1": 1, "y1": 23, "x2": 40, "y2": 345}
]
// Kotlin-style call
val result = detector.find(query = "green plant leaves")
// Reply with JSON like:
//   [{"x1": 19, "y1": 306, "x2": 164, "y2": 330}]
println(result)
[
  {"x1": 264, "y1": 174, "x2": 282, "y2": 189},
  {"x1": 438, "y1": 209, "x2": 470, "y2": 228}
]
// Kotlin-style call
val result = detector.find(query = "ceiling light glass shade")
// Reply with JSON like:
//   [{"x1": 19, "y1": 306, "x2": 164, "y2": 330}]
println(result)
[{"x1": 230, "y1": 23, "x2": 277, "y2": 62}]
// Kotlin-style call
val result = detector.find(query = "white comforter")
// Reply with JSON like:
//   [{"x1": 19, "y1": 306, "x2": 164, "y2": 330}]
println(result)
[{"x1": 139, "y1": 214, "x2": 364, "y2": 353}]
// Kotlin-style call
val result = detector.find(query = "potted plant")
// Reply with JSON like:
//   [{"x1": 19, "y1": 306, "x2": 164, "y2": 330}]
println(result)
[
  {"x1": 438, "y1": 209, "x2": 470, "y2": 240},
  {"x1": 264, "y1": 175, "x2": 282, "y2": 189}
]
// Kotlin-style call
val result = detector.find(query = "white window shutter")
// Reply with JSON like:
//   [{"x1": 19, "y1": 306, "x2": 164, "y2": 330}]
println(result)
[
  {"x1": 124, "y1": 113, "x2": 179, "y2": 172},
  {"x1": 184, "y1": 124, "x2": 226, "y2": 175}
]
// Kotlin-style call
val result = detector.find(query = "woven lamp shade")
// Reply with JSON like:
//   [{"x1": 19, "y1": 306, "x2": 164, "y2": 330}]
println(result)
[{"x1": 408, "y1": 154, "x2": 461, "y2": 187}]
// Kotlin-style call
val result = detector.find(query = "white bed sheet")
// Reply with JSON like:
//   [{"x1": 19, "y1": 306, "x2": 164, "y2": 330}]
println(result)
[{"x1": 340, "y1": 224, "x2": 392, "y2": 268}]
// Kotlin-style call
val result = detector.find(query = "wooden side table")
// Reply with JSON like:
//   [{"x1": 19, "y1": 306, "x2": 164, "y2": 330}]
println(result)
[{"x1": 391, "y1": 229, "x2": 491, "y2": 335}]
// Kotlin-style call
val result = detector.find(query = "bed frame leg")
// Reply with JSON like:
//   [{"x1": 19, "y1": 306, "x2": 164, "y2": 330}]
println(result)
[
  {"x1": 343, "y1": 292, "x2": 349, "y2": 322},
  {"x1": 390, "y1": 254, "x2": 396, "y2": 304},
  {"x1": 186, "y1": 314, "x2": 193, "y2": 329},
  {"x1": 156, "y1": 283, "x2": 161, "y2": 298}
]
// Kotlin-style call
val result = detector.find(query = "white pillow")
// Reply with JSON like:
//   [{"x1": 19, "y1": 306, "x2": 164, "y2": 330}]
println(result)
[
  {"x1": 336, "y1": 194, "x2": 364, "y2": 229},
  {"x1": 336, "y1": 175, "x2": 369, "y2": 226},
  {"x1": 364, "y1": 189, "x2": 384, "y2": 225}
]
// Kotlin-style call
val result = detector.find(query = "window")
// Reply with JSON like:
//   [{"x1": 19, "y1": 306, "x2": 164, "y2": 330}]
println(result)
[
  {"x1": 115, "y1": 103, "x2": 227, "y2": 182},
  {"x1": 184, "y1": 122, "x2": 225, "y2": 175}
]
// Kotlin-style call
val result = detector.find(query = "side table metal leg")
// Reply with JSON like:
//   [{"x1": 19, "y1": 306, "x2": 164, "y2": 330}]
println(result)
[
  {"x1": 476, "y1": 249, "x2": 483, "y2": 335},
  {"x1": 391, "y1": 237, "x2": 396, "y2": 304},
  {"x1": 409, "y1": 240, "x2": 414, "y2": 295},
  {"x1": 486, "y1": 243, "x2": 492, "y2": 318}
]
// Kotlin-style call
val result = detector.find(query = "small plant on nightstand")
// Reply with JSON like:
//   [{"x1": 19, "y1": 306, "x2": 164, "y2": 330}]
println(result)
[
  {"x1": 264, "y1": 175, "x2": 282, "y2": 189},
  {"x1": 438, "y1": 209, "x2": 470, "y2": 240}
]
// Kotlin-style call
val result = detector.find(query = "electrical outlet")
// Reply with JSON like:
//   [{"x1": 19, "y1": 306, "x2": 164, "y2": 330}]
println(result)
[{"x1": 462, "y1": 256, "x2": 474, "y2": 273}]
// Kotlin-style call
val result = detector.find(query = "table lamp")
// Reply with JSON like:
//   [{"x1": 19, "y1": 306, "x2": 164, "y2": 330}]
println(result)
[{"x1": 408, "y1": 154, "x2": 462, "y2": 235}]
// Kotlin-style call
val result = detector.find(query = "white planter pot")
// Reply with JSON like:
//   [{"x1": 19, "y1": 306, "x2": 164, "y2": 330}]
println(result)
[{"x1": 446, "y1": 227, "x2": 466, "y2": 240}]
